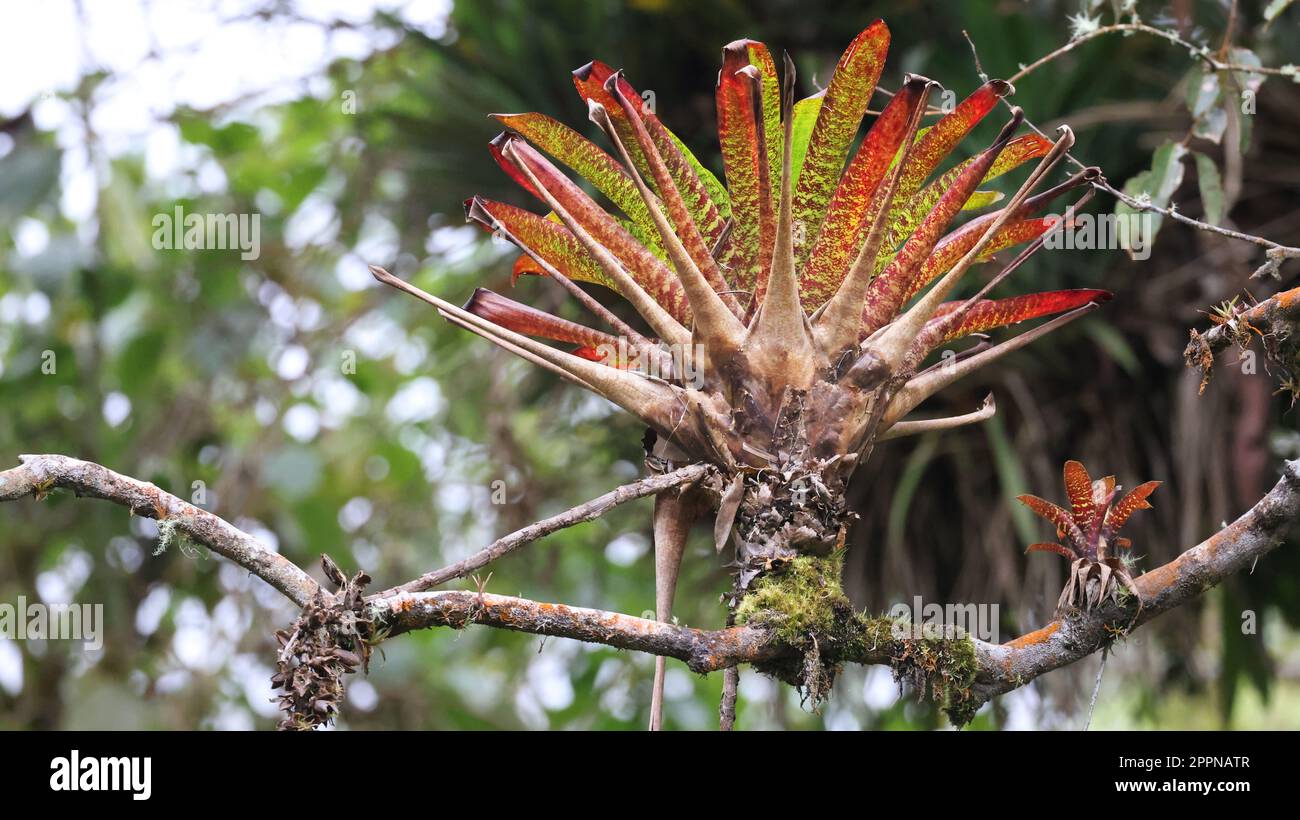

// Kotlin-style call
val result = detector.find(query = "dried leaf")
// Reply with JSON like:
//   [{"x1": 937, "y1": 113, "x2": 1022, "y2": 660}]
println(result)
[{"x1": 714, "y1": 474, "x2": 745, "y2": 553}]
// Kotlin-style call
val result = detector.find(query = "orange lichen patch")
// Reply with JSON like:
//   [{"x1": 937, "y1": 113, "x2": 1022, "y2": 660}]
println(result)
[
  {"x1": 1135, "y1": 560, "x2": 1182, "y2": 598},
  {"x1": 1005, "y1": 620, "x2": 1059, "y2": 650},
  {"x1": 1275, "y1": 286, "x2": 1300, "y2": 311},
  {"x1": 1198, "y1": 520, "x2": 1245, "y2": 559}
]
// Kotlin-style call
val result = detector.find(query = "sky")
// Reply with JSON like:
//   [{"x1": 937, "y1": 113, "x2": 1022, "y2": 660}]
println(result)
[{"x1": 0, "y1": 0, "x2": 451, "y2": 226}]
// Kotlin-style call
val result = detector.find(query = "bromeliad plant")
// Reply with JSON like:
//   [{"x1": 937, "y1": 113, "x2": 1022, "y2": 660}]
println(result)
[
  {"x1": 372, "y1": 19, "x2": 1111, "y2": 726},
  {"x1": 1018, "y1": 460, "x2": 1160, "y2": 615}
]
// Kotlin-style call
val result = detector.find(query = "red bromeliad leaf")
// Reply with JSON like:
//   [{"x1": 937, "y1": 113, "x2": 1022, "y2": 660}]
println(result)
[
  {"x1": 488, "y1": 136, "x2": 541, "y2": 199},
  {"x1": 716, "y1": 41, "x2": 774, "y2": 294},
  {"x1": 885, "y1": 169, "x2": 1097, "y2": 287},
  {"x1": 605, "y1": 75, "x2": 743, "y2": 313},
  {"x1": 859, "y1": 115, "x2": 1021, "y2": 334},
  {"x1": 886, "y1": 217, "x2": 1060, "y2": 308},
  {"x1": 889, "y1": 79, "x2": 1013, "y2": 205},
  {"x1": 491, "y1": 112, "x2": 662, "y2": 248},
  {"x1": 977, "y1": 132, "x2": 1055, "y2": 180},
  {"x1": 492, "y1": 137, "x2": 691, "y2": 322},
  {"x1": 464, "y1": 288, "x2": 622, "y2": 361},
  {"x1": 1104, "y1": 481, "x2": 1162, "y2": 534},
  {"x1": 571, "y1": 346, "x2": 609, "y2": 362},
  {"x1": 511, "y1": 253, "x2": 545, "y2": 284},
  {"x1": 574, "y1": 61, "x2": 729, "y2": 240},
  {"x1": 920, "y1": 289, "x2": 1113, "y2": 349},
  {"x1": 1026, "y1": 542, "x2": 1078, "y2": 560},
  {"x1": 745, "y1": 41, "x2": 784, "y2": 201},
  {"x1": 1088, "y1": 485, "x2": 1118, "y2": 548},
  {"x1": 885, "y1": 133, "x2": 1053, "y2": 253},
  {"x1": 1017, "y1": 494, "x2": 1080, "y2": 544},
  {"x1": 792, "y1": 20, "x2": 890, "y2": 265},
  {"x1": 864, "y1": 79, "x2": 1012, "y2": 273},
  {"x1": 1063, "y1": 460, "x2": 1096, "y2": 529},
  {"x1": 799, "y1": 77, "x2": 927, "y2": 308},
  {"x1": 467, "y1": 197, "x2": 614, "y2": 291}
]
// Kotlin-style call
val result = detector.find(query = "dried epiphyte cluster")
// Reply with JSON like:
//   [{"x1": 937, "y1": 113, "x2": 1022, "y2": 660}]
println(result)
[
  {"x1": 1018, "y1": 460, "x2": 1160, "y2": 617},
  {"x1": 272, "y1": 555, "x2": 374, "y2": 730},
  {"x1": 372, "y1": 19, "x2": 1112, "y2": 723},
  {"x1": 1185, "y1": 290, "x2": 1300, "y2": 403}
]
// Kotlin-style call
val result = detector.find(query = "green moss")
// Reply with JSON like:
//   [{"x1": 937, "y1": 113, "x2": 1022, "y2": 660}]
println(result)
[
  {"x1": 732, "y1": 554, "x2": 981, "y2": 725},
  {"x1": 734, "y1": 552, "x2": 848, "y2": 647},
  {"x1": 844, "y1": 615, "x2": 982, "y2": 727},
  {"x1": 881, "y1": 619, "x2": 980, "y2": 726}
]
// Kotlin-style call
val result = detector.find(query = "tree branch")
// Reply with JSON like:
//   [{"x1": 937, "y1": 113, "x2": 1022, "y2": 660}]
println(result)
[
  {"x1": 1005, "y1": 21, "x2": 1296, "y2": 86},
  {"x1": 6, "y1": 452, "x2": 1296, "y2": 723},
  {"x1": 1184, "y1": 286, "x2": 1300, "y2": 390},
  {"x1": 0, "y1": 454, "x2": 320, "y2": 607},
  {"x1": 964, "y1": 458, "x2": 1300, "y2": 709},
  {"x1": 372, "y1": 590, "x2": 779, "y2": 673},
  {"x1": 370, "y1": 462, "x2": 712, "y2": 598},
  {"x1": 959, "y1": 28, "x2": 1300, "y2": 275}
]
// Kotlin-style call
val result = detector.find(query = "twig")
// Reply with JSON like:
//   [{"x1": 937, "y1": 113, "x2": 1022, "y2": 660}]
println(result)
[
  {"x1": 961, "y1": 30, "x2": 990, "y2": 84},
  {"x1": 0, "y1": 454, "x2": 320, "y2": 607},
  {"x1": 959, "y1": 30, "x2": 1300, "y2": 275},
  {"x1": 720, "y1": 666, "x2": 739, "y2": 730},
  {"x1": 370, "y1": 462, "x2": 711, "y2": 598},
  {"x1": 1083, "y1": 646, "x2": 1108, "y2": 731},
  {"x1": 1006, "y1": 22, "x2": 1295, "y2": 86},
  {"x1": 1184, "y1": 286, "x2": 1300, "y2": 391},
  {"x1": 4, "y1": 453, "x2": 1297, "y2": 717}
]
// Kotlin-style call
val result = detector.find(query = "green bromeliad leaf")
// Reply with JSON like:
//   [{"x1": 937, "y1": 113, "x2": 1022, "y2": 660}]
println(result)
[
  {"x1": 792, "y1": 20, "x2": 890, "y2": 266},
  {"x1": 789, "y1": 91, "x2": 824, "y2": 187},
  {"x1": 716, "y1": 40, "x2": 774, "y2": 293},
  {"x1": 492, "y1": 112, "x2": 664, "y2": 251},
  {"x1": 467, "y1": 196, "x2": 617, "y2": 292},
  {"x1": 574, "y1": 61, "x2": 729, "y2": 240}
]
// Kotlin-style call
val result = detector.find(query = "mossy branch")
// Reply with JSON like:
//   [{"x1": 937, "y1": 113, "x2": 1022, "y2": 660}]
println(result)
[{"x1": 3, "y1": 454, "x2": 1296, "y2": 727}]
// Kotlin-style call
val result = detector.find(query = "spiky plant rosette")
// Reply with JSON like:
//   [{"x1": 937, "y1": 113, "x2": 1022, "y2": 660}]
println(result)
[
  {"x1": 372, "y1": 20, "x2": 1111, "y2": 710},
  {"x1": 1018, "y1": 460, "x2": 1160, "y2": 617}
]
